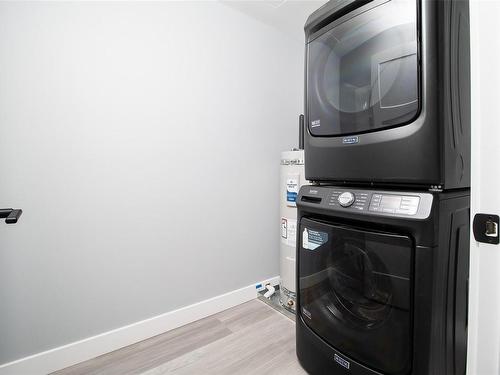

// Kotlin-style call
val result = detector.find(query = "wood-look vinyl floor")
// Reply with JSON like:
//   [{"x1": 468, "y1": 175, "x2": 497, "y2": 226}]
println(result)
[{"x1": 52, "y1": 299, "x2": 307, "y2": 375}]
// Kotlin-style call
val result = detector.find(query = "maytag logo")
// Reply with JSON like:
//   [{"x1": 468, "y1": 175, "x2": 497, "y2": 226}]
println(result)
[
  {"x1": 334, "y1": 354, "x2": 350, "y2": 370},
  {"x1": 342, "y1": 136, "x2": 359, "y2": 145},
  {"x1": 311, "y1": 119, "x2": 321, "y2": 128}
]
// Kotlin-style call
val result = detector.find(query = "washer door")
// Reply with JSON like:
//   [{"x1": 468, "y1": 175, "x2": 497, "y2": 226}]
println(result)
[{"x1": 298, "y1": 218, "x2": 412, "y2": 375}]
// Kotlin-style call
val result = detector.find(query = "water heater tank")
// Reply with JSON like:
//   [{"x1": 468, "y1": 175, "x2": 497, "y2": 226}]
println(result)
[{"x1": 280, "y1": 149, "x2": 306, "y2": 312}]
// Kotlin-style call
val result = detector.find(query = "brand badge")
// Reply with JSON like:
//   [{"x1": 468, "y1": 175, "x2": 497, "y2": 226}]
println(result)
[
  {"x1": 334, "y1": 353, "x2": 350, "y2": 370},
  {"x1": 342, "y1": 136, "x2": 359, "y2": 145}
]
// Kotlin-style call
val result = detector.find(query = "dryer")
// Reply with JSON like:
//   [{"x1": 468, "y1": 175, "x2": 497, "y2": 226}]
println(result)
[
  {"x1": 303, "y1": 0, "x2": 470, "y2": 189},
  {"x1": 296, "y1": 185, "x2": 470, "y2": 375}
]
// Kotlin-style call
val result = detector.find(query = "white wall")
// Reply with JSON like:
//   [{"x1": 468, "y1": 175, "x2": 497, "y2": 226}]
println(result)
[
  {"x1": 0, "y1": 1, "x2": 305, "y2": 365},
  {"x1": 467, "y1": 1, "x2": 500, "y2": 374}
]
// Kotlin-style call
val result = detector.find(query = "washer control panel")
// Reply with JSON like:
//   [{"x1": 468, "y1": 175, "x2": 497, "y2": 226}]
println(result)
[
  {"x1": 369, "y1": 194, "x2": 420, "y2": 215},
  {"x1": 300, "y1": 186, "x2": 434, "y2": 220},
  {"x1": 329, "y1": 190, "x2": 369, "y2": 211},
  {"x1": 338, "y1": 192, "x2": 355, "y2": 207}
]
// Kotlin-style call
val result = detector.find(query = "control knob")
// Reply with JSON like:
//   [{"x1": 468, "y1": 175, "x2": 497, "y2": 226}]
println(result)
[{"x1": 338, "y1": 192, "x2": 355, "y2": 207}]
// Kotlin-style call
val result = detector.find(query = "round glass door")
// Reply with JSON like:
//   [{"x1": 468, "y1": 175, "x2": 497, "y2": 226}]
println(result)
[
  {"x1": 328, "y1": 240, "x2": 393, "y2": 329},
  {"x1": 307, "y1": 0, "x2": 419, "y2": 136}
]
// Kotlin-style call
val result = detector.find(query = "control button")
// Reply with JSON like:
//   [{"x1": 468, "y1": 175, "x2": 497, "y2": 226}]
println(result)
[
  {"x1": 402, "y1": 196, "x2": 419, "y2": 203},
  {"x1": 338, "y1": 192, "x2": 355, "y2": 207}
]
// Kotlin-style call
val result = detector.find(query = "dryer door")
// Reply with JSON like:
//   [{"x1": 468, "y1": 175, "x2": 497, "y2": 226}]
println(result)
[
  {"x1": 306, "y1": 0, "x2": 419, "y2": 136},
  {"x1": 298, "y1": 217, "x2": 412, "y2": 375}
]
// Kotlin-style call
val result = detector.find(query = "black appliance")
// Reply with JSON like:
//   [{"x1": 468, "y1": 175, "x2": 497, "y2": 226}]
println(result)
[
  {"x1": 303, "y1": 0, "x2": 470, "y2": 190},
  {"x1": 295, "y1": 185, "x2": 469, "y2": 375}
]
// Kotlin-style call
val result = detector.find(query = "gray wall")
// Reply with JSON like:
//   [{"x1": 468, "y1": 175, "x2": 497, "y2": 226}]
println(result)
[{"x1": 0, "y1": 2, "x2": 304, "y2": 364}]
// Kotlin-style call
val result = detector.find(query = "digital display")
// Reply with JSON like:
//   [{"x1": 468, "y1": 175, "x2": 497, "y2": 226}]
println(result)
[
  {"x1": 380, "y1": 195, "x2": 402, "y2": 209},
  {"x1": 369, "y1": 193, "x2": 420, "y2": 215}
]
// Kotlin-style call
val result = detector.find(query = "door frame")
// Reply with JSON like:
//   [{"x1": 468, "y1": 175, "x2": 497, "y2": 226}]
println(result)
[{"x1": 466, "y1": 1, "x2": 500, "y2": 374}]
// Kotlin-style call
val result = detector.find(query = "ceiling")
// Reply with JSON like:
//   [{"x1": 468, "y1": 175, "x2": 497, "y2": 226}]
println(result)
[{"x1": 221, "y1": 0, "x2": 328, "y2": 42}]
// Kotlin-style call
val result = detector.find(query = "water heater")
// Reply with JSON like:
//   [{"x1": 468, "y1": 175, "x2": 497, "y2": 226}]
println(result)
[{"x1": 280, "y1": 149, "x2": 306, "y2": 312}]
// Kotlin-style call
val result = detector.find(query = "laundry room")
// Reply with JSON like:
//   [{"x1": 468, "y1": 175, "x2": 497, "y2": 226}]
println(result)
[{"x1": 0, "y1": 1, "x2": 499, "y2": 374}]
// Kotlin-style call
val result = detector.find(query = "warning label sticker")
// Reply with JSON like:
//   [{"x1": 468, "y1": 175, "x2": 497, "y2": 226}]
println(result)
[
  {"x1": 281, "y1": 218, "x2": 297, "y2": 247},
  {"x1": 302, "y1": 228, "x2": 328, "y2": 250}
]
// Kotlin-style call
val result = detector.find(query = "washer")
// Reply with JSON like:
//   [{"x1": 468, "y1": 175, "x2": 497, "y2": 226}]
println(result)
[{"x1": 296, "y1": 185, "x2": 470, "y2": 375}]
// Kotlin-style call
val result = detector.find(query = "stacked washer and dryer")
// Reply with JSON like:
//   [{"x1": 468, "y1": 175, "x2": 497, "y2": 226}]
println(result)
[{"x1": 296, "y1": 1, "x2": 471, "y2": 375}]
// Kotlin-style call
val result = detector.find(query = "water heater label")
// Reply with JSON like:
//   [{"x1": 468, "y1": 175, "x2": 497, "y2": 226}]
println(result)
[
  {"x1": 302, "y1": 228, "x2": 328, "y2": 250},
  {"x1": 281, "y1": 218, "x2": 297, "y2": 247},
  {"x1": 286, "y1": 174, "x2": 300, "y2": 207}
]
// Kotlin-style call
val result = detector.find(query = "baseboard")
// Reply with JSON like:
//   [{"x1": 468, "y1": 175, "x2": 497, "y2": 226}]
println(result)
[{"x1": 0, "y1": 276, "x2": 279, "y2": 375}]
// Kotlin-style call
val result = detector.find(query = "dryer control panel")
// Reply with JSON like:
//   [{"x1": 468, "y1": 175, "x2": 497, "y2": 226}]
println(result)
[{"x1": 299, "y1": 186, "x2": 434, "y2": 220}]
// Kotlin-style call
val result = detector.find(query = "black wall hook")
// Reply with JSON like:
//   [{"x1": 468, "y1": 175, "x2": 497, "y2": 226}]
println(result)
[{"x1": 0, "y1": 208, "x2": 23, "y2": 224}]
